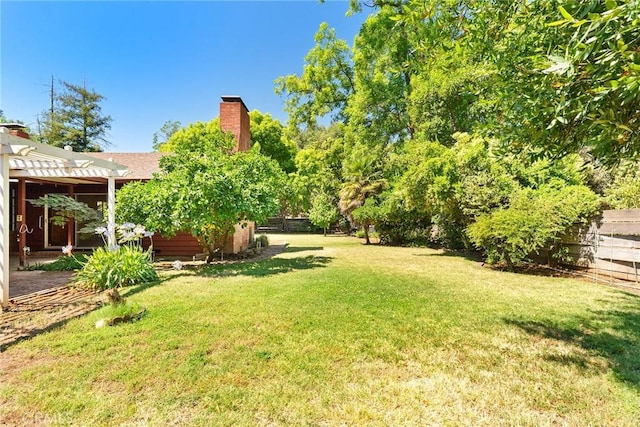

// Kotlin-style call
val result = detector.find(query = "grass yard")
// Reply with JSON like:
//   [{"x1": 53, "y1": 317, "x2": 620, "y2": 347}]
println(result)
[{"x1": 1, "y1": 234, "x2": 639, "y2": 426}]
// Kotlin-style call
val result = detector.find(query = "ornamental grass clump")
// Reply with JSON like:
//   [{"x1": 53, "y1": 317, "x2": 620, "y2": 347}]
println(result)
[
  {"x1": 75, "y1": 223, "x2": 158, "y2": 291},
  {"x1": 29, "y1": 253, "x2": 88, "y2": 271}
]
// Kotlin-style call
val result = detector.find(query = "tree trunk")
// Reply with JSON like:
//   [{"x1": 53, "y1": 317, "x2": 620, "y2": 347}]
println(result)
[
  {"x1": 196, "y1": 235, "x2": 218, "y2": 264},
  {"x1": 363, "y1": 226, "x2": 370, "y2": 245}
]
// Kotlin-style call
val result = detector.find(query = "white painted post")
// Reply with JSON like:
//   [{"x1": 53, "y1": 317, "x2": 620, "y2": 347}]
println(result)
[
  {"x1": 107, "y1": 176, "x2": 116, "y2": 247},
  {"x1": 0, "y1": 153, "x2": 10, "y2": 307}
]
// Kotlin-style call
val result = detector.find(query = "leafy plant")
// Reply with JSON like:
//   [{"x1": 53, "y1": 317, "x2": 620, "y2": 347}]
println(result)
[
  {"x1": 351, "y1": 198, "x2": 380, "y2": 245},
  {"x1": 29, "y1": 254, "x2": 89, "y2": 271},
  {"x1": 605, "y1": 162, "x2": 640, "y2": 208},
  {"x1": 75, "y1": 223, "x2": 158, "y2": 291},
  {"x1": 75, "y1": 245, "x2": 158, "y2": 290},
  {"x1": 255, "y1": 234, "x2": 269, "y2": 249},
  {"x1": 309, "y1": 192, "x2": 339, "y2": 236},
  {"x1": 117, "y1": 134, "x2": 285, "y2": 262},
  {"x1": 467, "y1": 185, "x2": 600, "y2": 268},
  {"x1": 28, "y1": 194, "x2": 103, "y2": 236}
]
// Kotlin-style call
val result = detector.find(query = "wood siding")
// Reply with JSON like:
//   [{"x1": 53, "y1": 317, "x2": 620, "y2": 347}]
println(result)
[
  {"x1": 554, "y1": 209, "x2": 640, "y2": 282},
  {"x1": 146, "y1": 232, "x2": 203, "y2": 257}
]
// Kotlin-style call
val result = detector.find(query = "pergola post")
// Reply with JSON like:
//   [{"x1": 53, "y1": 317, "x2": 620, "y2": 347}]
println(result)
[
  {"x1": 107, "y1": 175, "x2": 116, "y2": 247},
  {"x1": 67, "y1": 184, "x2": 74, "y2": 247},
  {"x1": 1, "y1": 153, "x2": 10, "y2": 307},
  {"x1": 17, "y1": 179, "x2": 26, "y2": 268}
]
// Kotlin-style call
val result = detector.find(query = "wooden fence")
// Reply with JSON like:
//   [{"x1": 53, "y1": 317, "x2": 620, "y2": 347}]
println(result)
[
  {"x1": 257, "y1": 217, "x2": 321, "y2": 234},
  {"x1": 547, "y1": 209, "x2": 640, "y2": 283}
]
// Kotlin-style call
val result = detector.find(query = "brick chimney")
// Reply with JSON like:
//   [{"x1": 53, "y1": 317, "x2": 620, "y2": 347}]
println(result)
[
  {"x1": 219, "y1": 96, "x2": 250, "y2": 152},
  {"x1": 0, "y1": 123, "x2": 30, "y2": 139}
]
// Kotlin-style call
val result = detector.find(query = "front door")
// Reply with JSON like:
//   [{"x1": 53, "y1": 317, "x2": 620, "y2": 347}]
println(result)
[{"x1": 45, "y1": 196, "x2": 68, "y2": 247}]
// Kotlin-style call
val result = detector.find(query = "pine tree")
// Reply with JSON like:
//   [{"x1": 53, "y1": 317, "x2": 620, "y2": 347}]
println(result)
[{"x1": 37, "y1": 78, "x2": 112, "y2": 152}]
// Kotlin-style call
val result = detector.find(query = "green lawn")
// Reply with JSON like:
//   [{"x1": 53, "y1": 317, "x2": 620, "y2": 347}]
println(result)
[{"x1": 2, "y1": 234, "x2": 639, "y2": 425}]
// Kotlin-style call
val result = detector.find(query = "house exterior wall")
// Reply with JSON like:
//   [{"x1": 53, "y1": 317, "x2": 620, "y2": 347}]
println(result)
[
  {"x1": 223, "y1": 222, "x2": 255, "y2": 254},
  {"x1": 144, "y1": 232, "x2": 202, "y2": 257}
]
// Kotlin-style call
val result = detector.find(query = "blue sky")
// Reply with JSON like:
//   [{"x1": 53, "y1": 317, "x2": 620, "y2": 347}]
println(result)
[{"x1": 1, "y1": 1, "x2": 366, "y2": 151}]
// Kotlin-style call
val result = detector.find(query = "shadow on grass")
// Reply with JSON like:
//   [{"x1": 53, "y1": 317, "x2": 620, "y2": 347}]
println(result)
[
  {"x1": 199, "y1": 255, "x2": 332, "y2": 278},
  {"x1": 284, "y1": 246, "x2": 324, "y2": 253},
  {"x1": 504, "y1": 294, "x2": 640, "y2": 389},
  {"x1": 412, "y1": 250, "x2": 484, "y2": 263},
  {"x1": 123, "y1": 277, "x2": 167, "y2": 298}
]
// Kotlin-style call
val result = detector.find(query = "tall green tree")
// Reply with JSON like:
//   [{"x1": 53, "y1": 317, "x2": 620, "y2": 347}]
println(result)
[
  {"x1": 157, "y1": 118, "x2": 235, "y2": 154},
  {"x1": 308, "y1": 192, "x2": 339, "y2": 236},
  {"x1": 249, "y1": 110, "x2": 297, "y2": 173},
  {"x1": 152, "y1": 120, "x2": 181, "y2": 151},
  {"x1": 275, "y1": 22, "x2": 355, "y2": 131},
  {"x1": 38, "y1": 80, "x2": 112, "y2": 152},
  {"x1": 345, "y1": 5, "x2": 426, "y2": 148}
]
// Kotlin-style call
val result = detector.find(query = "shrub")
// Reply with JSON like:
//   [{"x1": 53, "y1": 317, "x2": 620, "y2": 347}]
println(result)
[
  {"x1": 467, "y1": 185, "x2": 599, "y2": 267},
  {"x1": 255, "y1": 234, "x2": 269, "y2": 248},
  {"x1": 309, "y1": 192, "x2": 339, "y2": 235},
  {"x1": 75, "y1": 245, "x2": 158, "y2": 291},
  {"x1": 374, "y1": 193, "x2": 432, "y2": 246},
  {"x1": 604, "y1": 162, "x2": 640, "y2": 208},
  {"x1": 29, "y1": 254, "x2": 89, "y2": 271}
]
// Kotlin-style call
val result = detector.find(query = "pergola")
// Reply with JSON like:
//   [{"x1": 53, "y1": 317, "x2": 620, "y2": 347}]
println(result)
[{"x1": 0, "y1": 126, "x2": 130, "y2": 307}]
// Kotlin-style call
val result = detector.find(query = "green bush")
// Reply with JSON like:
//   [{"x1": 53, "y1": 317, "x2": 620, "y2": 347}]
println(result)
[
  {"x1": 75, "y1": 245, "x2": 158, "y2": 291},
  {"x1": 374, "y1": 193, "x2": 432, "y2": 246},
  {"x1": 28, "y1": 254, "x2": 89, "y2": 271},
  {"x1": 467, "y1": 185, "x2": 599, "y2": 267},
  {"x1": 309, "y1": 192, "x2": 339, "y2": 235},
  {"x1": 604, "y1": 162, "x2": 640, "y2": 209},
  {"x1": 255, "y1": 234, "x2": 269, "y2": 248}
]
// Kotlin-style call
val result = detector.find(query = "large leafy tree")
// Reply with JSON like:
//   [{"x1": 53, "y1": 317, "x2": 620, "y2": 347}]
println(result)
[
  {"x1": 275, "y1": 22, "x2": 355, "y2": 131},
  {"x1": 536, "y1": 0, "x2": 640, "y2": 162},
  {"x1": 274, "y1": 0, "x2": 610, "y2": 264},
  {"x1": 345, "y1": 5, "x2": 425, "y2": 148},
  {"x1": 249, "y1": 110, "x2": 297, "y2": 173},
  {"x1": 37, "y1": 80, "x2": 112, "y2": 152},
  {"x1": 157, "y1": 118, "x2": 234, "y2": 154},
  {"x1": 117, "y1": 122, "x2": 285, "y2": 261}
]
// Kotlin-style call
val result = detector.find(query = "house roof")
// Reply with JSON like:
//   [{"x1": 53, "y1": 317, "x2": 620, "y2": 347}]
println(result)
[{"x1": 87, "y1": 152, "x2": 163, "y2": 180}]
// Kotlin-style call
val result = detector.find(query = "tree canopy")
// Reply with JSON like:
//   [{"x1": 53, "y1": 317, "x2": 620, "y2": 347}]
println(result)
[
  {"x1": 37, "y1": 79, "x2": 112, "y2": 152},
  {"x1": 117, "y1": 120, "x2": 285, "y2": 261},
  {"x1": 273, "y1": 0, "x2": 637, "y2": 266},
  {"x1": 249, "y1": 111, "x2": 297, "y2": 173}
]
